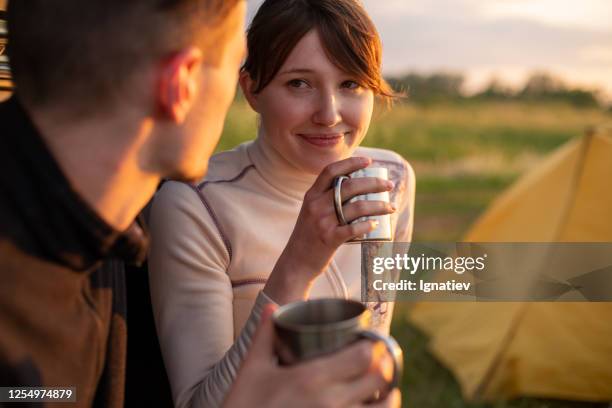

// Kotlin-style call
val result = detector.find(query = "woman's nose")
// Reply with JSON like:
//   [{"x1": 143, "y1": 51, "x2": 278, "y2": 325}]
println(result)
[{"x1": 312, "y1": 92, "x2": 342, "y2": 127}]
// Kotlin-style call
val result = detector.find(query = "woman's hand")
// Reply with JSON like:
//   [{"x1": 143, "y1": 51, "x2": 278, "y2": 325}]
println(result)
[{"x1": 264, "y1": 157, "x2": 396, "y2": 304}]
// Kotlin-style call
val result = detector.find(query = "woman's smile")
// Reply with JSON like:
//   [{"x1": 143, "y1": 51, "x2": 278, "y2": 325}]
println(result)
[{"x1": 296, "y1": 132, "x2": 349, "y2": 148}]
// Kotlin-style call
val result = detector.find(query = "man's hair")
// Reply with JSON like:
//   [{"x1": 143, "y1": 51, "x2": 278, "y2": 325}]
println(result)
[
  {"x1": 242, "y1": 0, "x2": 395, "y2": 103},
  {"x1": 7, "y1": 0, "x2": 242, "y2": 111}
]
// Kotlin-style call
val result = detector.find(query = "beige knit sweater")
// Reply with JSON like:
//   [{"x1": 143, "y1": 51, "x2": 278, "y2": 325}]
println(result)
[{"x1": 148, "y1": 136, "x2": 415, "y2": 407}]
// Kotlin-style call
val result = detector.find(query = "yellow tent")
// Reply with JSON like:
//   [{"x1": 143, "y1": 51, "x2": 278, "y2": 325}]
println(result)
[{"x1": 410, "y1": 127, "x2": 612, "y2": 402}]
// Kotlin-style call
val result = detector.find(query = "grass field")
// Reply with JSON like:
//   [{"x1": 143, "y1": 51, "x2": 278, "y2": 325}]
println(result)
[{"x1": 219, "y1": 99, "x2": 612, "y2": 408}]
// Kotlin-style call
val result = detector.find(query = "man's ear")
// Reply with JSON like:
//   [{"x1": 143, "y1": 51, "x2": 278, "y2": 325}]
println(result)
[
  {"x1": 158, "y1": 47, "x2": 203, "y2": 123},
  {"x1": 239, "y1": 70, "x2": 260, "y2": 113}
]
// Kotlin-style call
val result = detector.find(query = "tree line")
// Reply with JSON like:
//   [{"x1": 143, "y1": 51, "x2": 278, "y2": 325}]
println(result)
[{"x1": 387, "y1": 72, "x2": 605, "y2": 109}]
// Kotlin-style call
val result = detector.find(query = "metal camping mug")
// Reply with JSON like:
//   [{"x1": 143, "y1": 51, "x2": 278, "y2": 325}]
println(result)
[
  {"x1": 346, "y1": 167, "x2": 393, "y2": 242},
  {"x1": 273, "y1": 298, "x2": 403, "y2": 390}
]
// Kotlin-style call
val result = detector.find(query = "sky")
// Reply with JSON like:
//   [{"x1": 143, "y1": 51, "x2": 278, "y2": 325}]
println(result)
[{"x1": 246, "y1": 0, "x2": 612, "y2": 100}]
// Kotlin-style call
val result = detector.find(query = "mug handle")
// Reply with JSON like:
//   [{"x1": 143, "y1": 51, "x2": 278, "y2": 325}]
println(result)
[{"x1": 358, "y1": 330, "x2": 403, "y2": 391}]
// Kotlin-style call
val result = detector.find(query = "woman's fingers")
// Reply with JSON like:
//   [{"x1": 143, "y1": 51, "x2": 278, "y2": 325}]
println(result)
[
  {"x1": 333, "y1": 342, "x2": 396, "y2": 406},
  {"x1": 338, "y1": 371, "x2": 390, "y2": 407},
  {"x1": 342, "y1": 200, "x2": 395, "y2": 224},
  {"x1": 288, "y1": 341, "x2": 398, "y2": 407},
  {"x1": 308, "y1": 177, "x2": 394, "y2": 220},
  {"x1": 300, "y1": 340, "x2": 378, "y2": 383},
  {"x1": 358, "y1": 389, "x2": 402, "y2": 408},
  {"x1": 313, "y1": 199, "x2": 395, "y2": 245},
  {"x1": 314, "y1": 216, "x2": 376, "y2": 246},
  {"x1": 340, "y1": 177, "x2": 394, "y2": 202},
  {"x1": 309, "y1": 157, "x2": 371, "y2": 195},
  {"x1": 315, "y1": 184, "x2": 396, "y2": 225},
  {"x1": 335, "y1": 220, "x2": 379, "y2": 243}
]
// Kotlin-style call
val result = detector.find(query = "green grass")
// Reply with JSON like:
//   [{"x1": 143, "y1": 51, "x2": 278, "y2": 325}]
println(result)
[
  {"x1": 413, "y1": 174, "x2": 519, "y2": 241},
  {"x1": 363, "y1": 101, "x2": 604, "y2": 164},
  {"x1": 219, "y1": 99, "x2": 612, "y2": 408}
]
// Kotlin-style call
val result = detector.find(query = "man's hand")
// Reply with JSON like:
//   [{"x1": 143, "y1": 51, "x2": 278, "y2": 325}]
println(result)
[{"x1": 223, "y1": 305, "x2": 401, "y2": 408}]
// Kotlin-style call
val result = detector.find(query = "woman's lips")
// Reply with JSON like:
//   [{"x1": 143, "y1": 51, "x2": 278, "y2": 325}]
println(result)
[{"x1": 297, "y1": 133, "x2": 346, "y2": 148}]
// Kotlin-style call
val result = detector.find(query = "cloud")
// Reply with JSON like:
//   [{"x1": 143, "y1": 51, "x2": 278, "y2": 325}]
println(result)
[
  {"x1": 376, "y1": 16, "x2": 612, "y2": 71},
  {"x1": 363, "y1": 0, "x2": 479, "y2": 19},
  {"x1": 478, "y1": 0, "x2": 612, "y2": 33},
  {"x1": 578, "y1": 46, "x2": 612, "y2": 64}
]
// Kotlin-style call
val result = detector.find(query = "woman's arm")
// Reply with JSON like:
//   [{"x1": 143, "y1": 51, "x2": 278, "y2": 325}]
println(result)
[{"x1": 148, "y1": 181, "x2": 273, "y2": 408}]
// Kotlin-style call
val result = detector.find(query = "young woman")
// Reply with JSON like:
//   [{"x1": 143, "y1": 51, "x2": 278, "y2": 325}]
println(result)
[{"x1": 148, "y1": 1, "x2": 415, "y2": 407}]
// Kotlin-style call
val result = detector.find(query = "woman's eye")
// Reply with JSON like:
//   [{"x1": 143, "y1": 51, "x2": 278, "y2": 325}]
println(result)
[
  {"x1": 342, "y1": 80, "x2": 361, "y2": 90},
  {"x1": 287, "y1": 79, "x2": 310, "y2": 88}
]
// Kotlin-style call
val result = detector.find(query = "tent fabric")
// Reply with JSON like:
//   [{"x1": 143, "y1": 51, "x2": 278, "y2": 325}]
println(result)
[{"x1": 410, "y1": 127, "x2": 612, "y2": 402}]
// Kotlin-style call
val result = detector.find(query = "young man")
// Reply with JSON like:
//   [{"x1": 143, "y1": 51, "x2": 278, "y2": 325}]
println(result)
[{"x1": 0, "y1": 1, "x2": 399, "y2": 407}]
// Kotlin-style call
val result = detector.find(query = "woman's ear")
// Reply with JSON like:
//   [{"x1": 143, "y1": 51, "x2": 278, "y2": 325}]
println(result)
[
  {"x1": 157, "y1": 47, "x2": 203, "y2": 123},
  {"x1": 239, "y1": 70, "x2": 260, "y2": 113}
]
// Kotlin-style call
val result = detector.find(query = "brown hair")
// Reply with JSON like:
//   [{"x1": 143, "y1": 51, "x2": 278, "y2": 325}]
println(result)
[
  {"x1": 242, "y1": 0, "x2": 395, "y2": 103},
  {"x1": 7, "y1": 0, "x2": 243, "y2": 111}
]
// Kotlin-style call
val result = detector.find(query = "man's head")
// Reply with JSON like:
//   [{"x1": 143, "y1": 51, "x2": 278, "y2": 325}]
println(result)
[{"x1": 8, "y1": 0, "x2": 246, "y2": 180}]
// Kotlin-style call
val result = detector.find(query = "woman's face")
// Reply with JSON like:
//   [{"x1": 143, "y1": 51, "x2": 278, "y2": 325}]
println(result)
[{"x1": 244, "y1": 29, "x2": 375, "y2": 175}]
